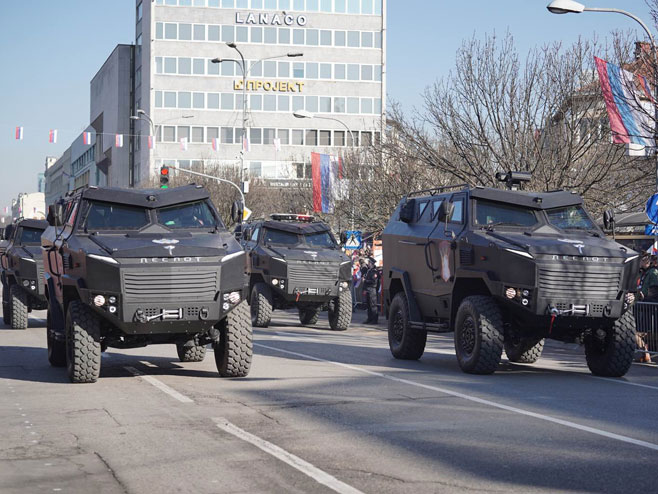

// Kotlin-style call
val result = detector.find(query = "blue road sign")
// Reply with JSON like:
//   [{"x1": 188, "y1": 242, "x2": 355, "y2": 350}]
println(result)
[
  {"x1": 646, "y1": 193, "x2": 658, "y2": 224},
  {"x1": 344, "y1": 230, "x2": 362, "y2": 249}
]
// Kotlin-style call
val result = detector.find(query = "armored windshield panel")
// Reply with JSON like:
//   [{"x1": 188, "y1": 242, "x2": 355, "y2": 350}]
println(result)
[
  {"x1": 81, "y1": 184, "x2": 210, "y2": 208},
  {"x1": 470, "y1": 188, "x2": 583, "y2": 209}
]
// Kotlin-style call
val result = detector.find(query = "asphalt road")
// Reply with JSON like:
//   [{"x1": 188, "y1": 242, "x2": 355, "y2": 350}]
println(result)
[{"x1": 1, "y1": 306, "x2": 657, "y2": 494}]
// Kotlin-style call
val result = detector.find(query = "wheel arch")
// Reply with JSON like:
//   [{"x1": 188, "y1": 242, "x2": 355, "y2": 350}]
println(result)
[{"x1": 450, "y1": 277, "x2": 492, "y2": 331}]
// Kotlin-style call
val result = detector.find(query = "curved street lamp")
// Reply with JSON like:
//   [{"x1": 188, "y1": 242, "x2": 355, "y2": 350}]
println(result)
[{"x1": 547, "y1": 0, "x2": 658, "y2": 191}]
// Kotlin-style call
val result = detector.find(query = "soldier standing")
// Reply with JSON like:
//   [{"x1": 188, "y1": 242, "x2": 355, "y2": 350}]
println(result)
[{"x1": 362, "y1": 257, "x2": 379, "y2": 324}]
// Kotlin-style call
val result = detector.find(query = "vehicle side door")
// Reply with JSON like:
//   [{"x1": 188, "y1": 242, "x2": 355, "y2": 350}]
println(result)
[
  {"x1": 427, "y1": 193, "x2": 467, "y2": 317},
  {"x1": 51, "y1": 198, "x2": 79, "y2": 304},
  {"x1": 243, "y1": 225, "x2": 261, "y2": 274}
]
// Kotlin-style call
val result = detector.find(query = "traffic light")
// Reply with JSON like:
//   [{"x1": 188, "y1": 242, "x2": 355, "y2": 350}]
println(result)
[{"x1": 159, "y1": 165, "x2": 169, "y2": 189}]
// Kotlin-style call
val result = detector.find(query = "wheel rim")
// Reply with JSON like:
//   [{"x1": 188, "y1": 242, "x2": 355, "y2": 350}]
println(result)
[
  {"x1": 460, "y1": 316, "x2": 476, "y2": 355},
  {"x1": 392, "y1": 309, "x2": 404, "y2": 343}
]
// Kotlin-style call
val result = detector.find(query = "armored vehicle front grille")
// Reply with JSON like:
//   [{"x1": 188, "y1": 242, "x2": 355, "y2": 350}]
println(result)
[
  {"x1": 288, "y1": 262, "x2": 337, "y2": 286},
  {"x1": 122, "y1": 270, "x2": 218, "y2": 302},
  {"x1": 538, "y1": 267, "x2": 621, "y2": 299}
]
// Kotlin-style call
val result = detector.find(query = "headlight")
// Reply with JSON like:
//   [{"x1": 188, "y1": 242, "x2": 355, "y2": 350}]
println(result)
[
  {"x1": 22, "y1": 280, "x2": 30, "y2": 287},
  {"x1": 93, "y1": 295, "x2": 106, "y2": 307},
  {"x1": 272, "y1": 278, "x2": 279, "y2": 285}
]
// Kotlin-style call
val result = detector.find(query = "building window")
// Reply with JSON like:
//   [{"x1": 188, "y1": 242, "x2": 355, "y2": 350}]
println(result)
[
  {"x1": 264, "y1": 95, "x2": 276, "y2": 111},
  {"x1": 207, "y1": 93, "x2": 220, "y2": 109},
  {"x1": 250, "y1": 94, "x2": 262, "y2": 111},
  {"x1": 193, "y1": 24, "x2": 205, "y2": 40},
  {"x1": 361, "y1": 98, "x2": 373, "y2": 114},
  {"x1": 192, "y1": 127, "x2": 204, "y2": 143},
  {"x1": 293, "y1": 62, "x2": 304, "y2": 78},
  {"x1": 156, "y1": 23, "x2": 164, "y2": 39},
  {"x1": 347, "y1": 64, "x2": 359, "y2": 80},
  {"x1": 320, "y1": 63, "x2": 331, "y2": 79},
  {"x1": 179, "y1": 57, "x2": 191, "y2": 74},
  {"x1": 208, "y1": 59, "x2": 220, "y2": 75},
  {"x1": 178, "y1": 92, "x2": 191, "y2": 108},
  {"x1": 264, "y1": 27, "x2": 277, "y2": 44},
  {"x1": 334, "y1": 31, "x2": 346, "y2": 47},
  {"x1": 319, "y1": 130, "x2": 331, "y2": 146},
  {"x1": 278, "y1": 61, "x2": 290, "y2": 77},
  {"x1": 334, "y1": 97, "x2": 346, "y2": 113},
  {"x1": 334, "y1": 64, "x2": 345, "y2": 80},
  {"x1": 193, "y1": 92, "x2": 205, "y2": 108},
  {"x1": 178, "y1": 126, "x2": 190, "y2": 141},
  {"x1": 305, "y1": 129, "x2": 317, "y2": 146},
  {"x1": 334, "y1": 130, "x2": 345, "y2": 147},
  {"x1": 164, "y1": 57, "x2": 176, "y2": 74},
  {"x1": 306, "y1": 96, "x2": 318, "y2": 112},
  {"x1": 278, "y1": 95, "x2": 290, "y2": 111},
  {"x1": 137, "y1": 2, "x2": 143, "y2": 21},
  {"x1": 292, "y1": 95, "x2": 304, "y2": 111},
  {"x1": 320, "y1": 30, "x2": 332, "y2": 46},
  {"x1": 208, "y1": 25, "x2": 220, "y2": 41},
  {"x1": 163, "y1": 126, "x2": 176, "y2": 142},
  {"x1": 361, "y1": 65, "x2": 373, "y2": 80},
  {"x1": 319, "y1": 97, "x2": 331, "y2": 112},
  {"x1": 221, "y1": 127, "x2": 234, "y2": 144},
  {"x1": 263, "y1": 128, "x2": 275, "y2": 144},
  {"x1": 179, "y1": 24, "x2": 192, "y2": 40},
  {"x1": 221, "y1": 93, "x2": 234, "y2": 110},
  {"x1": 279, "y1": 28, "x2": 290, "y2": 44},
  {"x1": 347, "y1": 97, "x2": 359, "y2": 114},
  {"x1": 164, "y1": 23, "x2": 177, "y2": 40},
  {"x1": 193, "y1": 58, "x2": 205, "y2": 74},
  {"x1": 222, "y1": 25, "x2": 234, "y2": 42},
  {"x1": 306, "y1": 29, "x2": 319, "y2": 46},
  {"x1": 277, "y1": 129, "x2": 289, "y2": 144},
  {"x1": 293, "y1": 29, "x2": 304, "y2": 45},
  {"x1": 292, "y1": 130, "x2": 304, "y2": 145},
  {"x1": 347, "y1": 31, "x2": 360, "y2": 47},
  {"x1": 361, "y1": 31, "x2": 373, "y2": 48},
  {"x1": 164, "y1": 92, "x2": 177, "y2": 108},
  {"x1": 306, "y1": 62, "x2": 318, "y2": 79},
  {"x1": 250, "y1": 128, "x2": 262, "y2": 145},
  {"x1": 264, "y1": 60, "x2": 276, "y2": 77},
  {"x1": 207, "y1": 127, "x2": 219, "y2": 142}
]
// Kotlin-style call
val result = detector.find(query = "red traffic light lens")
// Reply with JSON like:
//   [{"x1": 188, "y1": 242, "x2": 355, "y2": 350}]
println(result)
[{"x1": 161, "y1": 167, "x2": 169, "y2": 175}]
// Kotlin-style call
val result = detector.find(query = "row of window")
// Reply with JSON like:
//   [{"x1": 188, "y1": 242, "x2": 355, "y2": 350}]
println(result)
[
  {"x1": 71, "y1": 147, "x2": 95, "y2": 175},
  {"x1": 154, "y1": 90, "x2": 383, "y2": 115},
  {"x1": 155, "y1": 57, "x2": 383, "y2": 83},
  {"x1": 154, "y1": 125, "x2": 379, "y2": 147},
  {"x1": 155, "y1": 0, "x2": 383, "y2": 15},
  {"x1": 155, "y1": 22, "x2": 382, "y2": 49},
  {"x1": 156, "y1": 158, "x2": 319, "y2": 180}
]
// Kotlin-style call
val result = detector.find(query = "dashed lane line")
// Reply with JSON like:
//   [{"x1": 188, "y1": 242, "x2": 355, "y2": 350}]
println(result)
[
  {"x1": 214, "y1": 418, "x2": 364, "y2": 494},
  {"x1": 255, "y1": 343, "x2": 658, "y2": 453},
  {"x1": 124, "y1": 366, "x2": 194, "y2": 403}
]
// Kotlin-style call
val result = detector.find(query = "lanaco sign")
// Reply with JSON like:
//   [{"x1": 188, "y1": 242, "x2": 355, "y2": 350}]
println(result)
[
  {"x1": 235, "y1": 12, "x2": 308, "y2": 26},
  {"x1": 234, "y1": 80, "x2": 305, "y2": 92}
]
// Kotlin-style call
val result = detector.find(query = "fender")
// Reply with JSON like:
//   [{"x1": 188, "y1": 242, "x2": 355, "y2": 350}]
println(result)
[
  {"x1": 45, "y1": 276, "x2": 65, "y2": 337},
  {"x1": 387, "y1": 268, "x2": 422, "y2": 323}
]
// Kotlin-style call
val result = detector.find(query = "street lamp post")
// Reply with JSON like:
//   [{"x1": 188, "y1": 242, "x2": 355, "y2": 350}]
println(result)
[
  {"x1": 212, "y1": 43, "x2": 303, "y2": 190},
  {"x1": 130, "y1": 110, "x2": 194, "y2": 183},
  {"x1": 293, "y1": 110, "x2": 358, "y2": 229},
  {"x1": 547, "y1": 0, "x2": 658, "y2": 191}
]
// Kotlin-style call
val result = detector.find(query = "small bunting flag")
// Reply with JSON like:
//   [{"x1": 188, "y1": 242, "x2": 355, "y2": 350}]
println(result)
[
  {"x1": 242, "y1": 135, "x2": 250, "y2": 152},
  {"x1": 211, "y1": 138, "x2": 219, "y2": 151},
  {"x1": 273, "y1": 137, "x2": 281, "y2": 152},
  {"x1": 180, "y1": 137, "x2": 188, "y2": 151},
  {"x1": 48, "y1": 129, "x2": 58, "y2": 144},
  {"x1": 115, "y1": 134, "x2": 124, "y2": 148},
  {"x1": 15, "y1": 127, "x2": 23, "y2": 140},
  {"x1": 148, "y1": 135, "x2": 155, "y2": 149},
  {"x1": 83, "y1": 132, "x2": 92, "y2": 145}
]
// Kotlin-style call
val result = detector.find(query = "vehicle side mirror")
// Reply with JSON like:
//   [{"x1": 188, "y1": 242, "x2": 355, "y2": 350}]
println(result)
[
  {"x1": 603, "y1": 209, "x2": 615, "y2": 231},
  {"x1": 231, "y1": 200, "x2": 244, "y2": 224},
  {"x1": 437, "y1": 201, "x2": 455, "y2": 223},
  {"x1": 339, "y1": 231, "x2": 348, "y2": 244},
  {"x1": 399, "y1": 198, "x2": 415, "y2": 223}
]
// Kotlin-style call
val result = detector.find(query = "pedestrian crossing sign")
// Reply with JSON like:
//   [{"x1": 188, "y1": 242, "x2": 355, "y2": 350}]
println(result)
[{"x1": 345, "y1": 230, "x2": 361, "y2": 249}]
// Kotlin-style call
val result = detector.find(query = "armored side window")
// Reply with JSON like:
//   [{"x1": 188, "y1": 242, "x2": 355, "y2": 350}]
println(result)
[
  {"x1": 18, "y1": 227, "x2": 43, "y2": 245},
  {"x1": 250, "y1": 227, "x2": 260, "y2": 242},
  {"x1": 449, "y1": 198, "x2": 464, "y2": 224},
  {"x1": 431, "y1": 199, "x2": 444, "y2": 220},
  {"x1": 417, "y1": 200, "x2": 429, "y2": 221}
]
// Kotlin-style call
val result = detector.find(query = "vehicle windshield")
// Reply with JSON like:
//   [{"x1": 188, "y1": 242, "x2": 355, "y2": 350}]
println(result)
[
  {"x1": 84, "y1": 202, "x2": 150, "y2": 231},
  {"x1": 305, "y1": 231, "x2": 336, "y2": 248},
  {"x1": 546, "y1": 205, "x2": 596, "y2": 230},
  {"x1": 156, "y1": 201, "x2": 219, "y2": 229},
  {"x1": 474, "y1": 199, "x2": 538, "y2": 227},
  {"x1": 20, "y1": 227, "x2": 44, "y2": 244},
  {"x1": 263, "y1": 229, "x2": 300, "y2": 246}
]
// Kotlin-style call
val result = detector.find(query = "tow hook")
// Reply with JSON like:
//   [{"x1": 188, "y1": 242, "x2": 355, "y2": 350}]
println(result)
[{"x1": 548, "y1": 307, "x2": 559, "y2": 335}]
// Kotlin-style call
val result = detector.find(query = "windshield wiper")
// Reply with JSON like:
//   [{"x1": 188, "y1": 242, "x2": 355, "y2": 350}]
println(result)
[{"x1": 482, "y1": 222, "x2": 528, "y2": 231}]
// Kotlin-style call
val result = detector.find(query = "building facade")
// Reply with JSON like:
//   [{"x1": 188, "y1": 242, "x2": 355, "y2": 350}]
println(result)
[
  {"x1": 134, "y1": 0, "x2": 386, "y2": 186},
  {"x1": 44, "y1": 147, "x2": 71, "y2": 207}
]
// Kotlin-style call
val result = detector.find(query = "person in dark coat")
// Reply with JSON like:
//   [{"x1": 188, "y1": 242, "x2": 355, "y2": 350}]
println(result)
[{"x1": 362, "y1": 257, "x2": 379, "y2": 324}]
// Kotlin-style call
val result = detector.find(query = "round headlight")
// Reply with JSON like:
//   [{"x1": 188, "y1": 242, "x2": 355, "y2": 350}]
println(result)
[
  {"x1": 108, "y1": 306, "x2": 117, "y2": 313},
  {"x1": 271, "y1": 279, "x2": 279, "y2": 285},
  {"x1": 505, "y1": 287, "x2": 516, "y2": 300},
  {"x1": 22, "y1": 280, "x2": 30, "y2": 287},
  {"x1": 108, "y1": 296, "x2": 117, "y2": 304},
  {"x1": 93, "y1": 295, "x2": 106, "y2": 307}
]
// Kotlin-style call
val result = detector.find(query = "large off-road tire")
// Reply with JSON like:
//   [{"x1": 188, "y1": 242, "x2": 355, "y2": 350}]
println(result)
[
  {"x1": 505, "y1": 336, "x2": 544, "y2": 364},
  {"x1": 454, "y1": 295, "x2": 504, "y2": 375},
  {"x1": 214, "y1": 300, "x2": 252, "y2": 377},
  {"x1": 585, "y1": 310, "x2": 636, "y2": 377},
  {"x1": 176, "y1": 341, "x2": 206, "y2": 362},
  {"x1": 250, "y1": 282, "x2": 272, "y2": 328},
  {"x1": 328, "y1": 289, "x2": 352, "y2": 331},
  {"x1": 10, "y1": 284, "x2": 29, "y2": 330},
  {"x1": 2, "y1": 284, "x2": 10, "y2": 325},
  {"x1": 47, "y1": 311, "x2": 66, "y2": 367},
  {"x1": 299, "y1": 307, "x2": 320, "y2": 326},
  {"x1": 66, "y1": 300, "x2": 101, "y2": 383},
  {"x1": 388, "y1": 292, "x2": 426, "y2": 359}
]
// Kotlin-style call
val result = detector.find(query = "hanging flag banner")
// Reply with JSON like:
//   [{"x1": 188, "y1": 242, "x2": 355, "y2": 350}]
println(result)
[
  {"x1": 594, "y1": 56, "x2": 655, "y2": 148},
  {"x1": 212, "y1": 138, "x2": 219, "y2": 151},
  {"x1": 15, "y1": 127, "x2": 23, "y2": 140},
  {"x1": 148, "y1": 135, "x2": 155, "y2": 149},
  {"x1": 48, "y1": 129, "x2": 58, "y2": 144},
  {"x1": 180, "y1": 137, "x2": 188, "y2": 151},
  {"x1": 273, "y1": 137, "x2": 281, "y2": 152},
  {"x1": 82, "y1": 132, "x2": 92, "y2": 145},
  {"x1": 242, "y1": 135, "x2": 250, "y2": 152},
  {"x1": 115, "y1": 134, "x2": 124, "y2": 148},
  {"x1": 311, "y1": 152, "x2": 342, "y2": 214}
]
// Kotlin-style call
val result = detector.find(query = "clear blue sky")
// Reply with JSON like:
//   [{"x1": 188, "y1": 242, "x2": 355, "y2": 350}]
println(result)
[{"x1": 0, "y1": 0, "x2": 653, "y2": 211}]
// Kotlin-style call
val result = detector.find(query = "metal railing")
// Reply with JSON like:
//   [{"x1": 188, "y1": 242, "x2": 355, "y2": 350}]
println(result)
[{"x1": 634, "y1": 302, "x2": 658, "y2": 359}]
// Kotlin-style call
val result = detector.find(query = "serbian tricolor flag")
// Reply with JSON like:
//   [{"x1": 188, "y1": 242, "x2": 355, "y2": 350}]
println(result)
[
  {"x1": 595, "y1": 56, "x2": 655, "y2": 148},
  {"x1": 148, "y1": 135, "x2": 155, "y2": 149},
  {"x1": 242, "y1": 135, "x2": 250, "y2": 152},
  {"x1": 273, "y1": 137, "x2": 281, "y2": 152},
  {"x1": 115, "y1": 134, "x2": 124, "y2": 148},
  {"x1": 180, "y1": 137, "x2": 188, "y2": 151},
  {"x1": 15, "y1": 127, "x2": 24, "y2": 140},
  {"x1": 48, "y1": 129, "x2": 58, "y2": 144},
  {"x1": 82, "y1": 132, "x2": 92, "y2": 145},
  {"x1": 211, "y1": 138, "x2": 219, "y2": 151},
  {"x1": 311, "y1": 152, "x2": 343, "y2": 214}
]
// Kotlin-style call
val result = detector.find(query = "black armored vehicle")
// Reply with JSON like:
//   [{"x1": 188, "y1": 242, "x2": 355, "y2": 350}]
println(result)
[
  {"x1": 42, "y1": 185, "x2": 251, "y2": 383},
  {"x1": 383, "y1": 173, "x2": 640, "y2": 377},
  {"x1": 241, "y1": 214, "x2": 352, "y2": 330},
  {"x1": 1, "y1": 219, "x2": 48, "y2": 329}
]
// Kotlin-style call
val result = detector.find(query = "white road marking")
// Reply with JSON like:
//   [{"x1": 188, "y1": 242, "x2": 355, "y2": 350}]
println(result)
[
  {"x1": 124, "y1": 367, "x2": 193, "y2": 404},
  {"x1": 255, "y1": 343, "x2": 658, "y2": 452},
  {"x1": 592, "y1": 376, "x2": 658, "y2": 392},
  {"x1": 214, "y1": 418, "x2": 364, "y2": 494},
  {"x1": 139, "y1": 360, "x2": 158, "y2": 368}
]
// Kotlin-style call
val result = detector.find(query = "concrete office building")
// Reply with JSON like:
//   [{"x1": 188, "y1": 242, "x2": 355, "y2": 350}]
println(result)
[
  {"x1": 44, "y1": 147, "x2": 71, "y2": 207},
  {"x1": 133, "y1": 0, "x2": 386, "y2": 186}
]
